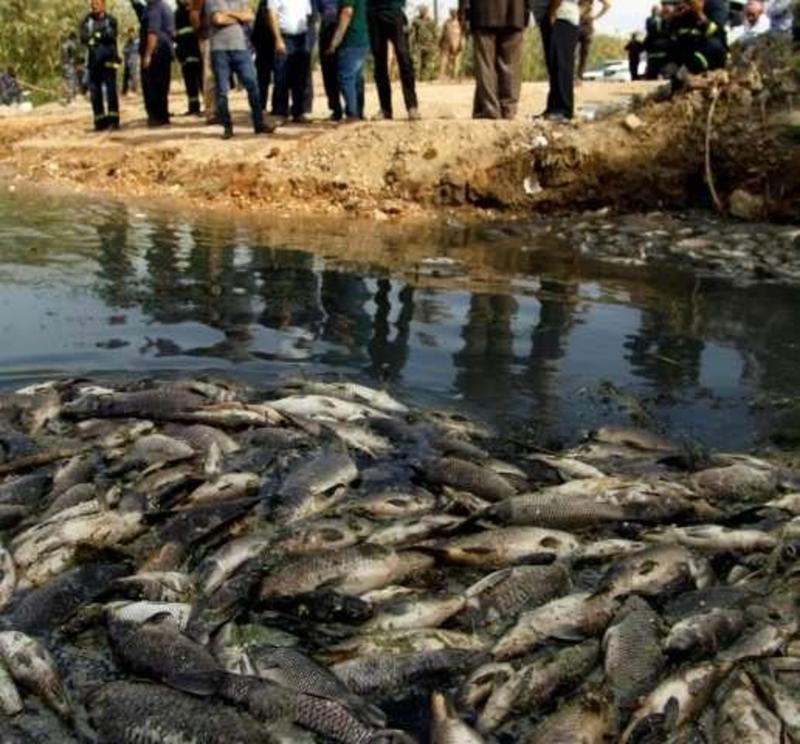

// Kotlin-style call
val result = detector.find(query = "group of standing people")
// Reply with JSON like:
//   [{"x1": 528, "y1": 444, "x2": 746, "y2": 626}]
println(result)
[{"x1": 459, "y1": 0, "x2": 609, "y2": 122}]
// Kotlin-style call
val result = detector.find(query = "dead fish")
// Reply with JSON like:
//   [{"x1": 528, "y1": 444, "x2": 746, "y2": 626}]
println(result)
[
  {"x1": 364, "y1": 595, "x2": 465, "y2": 632},
  {"x1": 258, "y1": 591, "x2": 374, "y2": 625},
  {"x1": 522, "y1": 686, "x2": 617, "y2": 744},
  {"x1": 323, "y1": 629, "x2": 486, "y2": 662},
  {"x1": 106, "y1": 600, "x2": 193, "y2": 630},
  {"x1": 716, "y1": 674, "x2": 785, "y2": 744},
  {"x1": 492, "y1": 592, "x2": 618, "y2": 660},
  {"x1": 354, "y1": 488, "x2": 437, "y2": 520},
  {"x1": 272, "y1": 517, "x2": 373, "y2": 556},
  {"x1": 109, "y1": 616, "x2": 224, "y2": 696},
  {"x1": 525, "y1": 454, "x2": 606, "y2": 481},
  {"x1": 42, "y1": 483, "x2": 97, "y2": 519},
  {"x1": 283, "y1": 380, "x2": 409, "y2": 415},
  {"x1": 689, "y1": 464, "x2": 778, "y2": 505},
  {"x1": 182, "y1": 472, "x2": 260, "y2": 508},
  {"x1": 578, "y1": 539, "x2": 648, "y2": 562},
  {"x1": 0, "y1": 631, "x2": 70, "y2": 717},
  {"x1": 664, "y1": 608, "x2": 747, "y2": 659},
  {"x1": 433, "y1": 526, "x2": 581, "y2": 568},
  {"x1": 422, "y1": 457, "x2": 516, "y2": 502},
  {"x1": 7, "y1": 561, "x2": 130, "y2": 633},
  {"x1": 366, "y1": 514, "x2": 464, "y2": 547},
  {"x1": 220, "y1": 673, "x2": 402, "y2": 744},
  {"x1": 458, "y1": 564, "x2": 571, "y2": 633},
  {"x1": 106, "y1": 571, "x2": 195, "y2": 603},
  {"x1": 110, "y1": 433, "x2": 195, "y2": 473},
  {"x1": 720, "y1": 612, "x2": 798, "y2": 662},
  {"x1": 89, "y1": 680, "x2": 273, "y2": 743},
  {"x1": 459, "y1": 663, "x2": 515, "y2": 711},
  {"x1": 478, "y1": 640, "x2": 600, "y2": 732},
  {"x1": 0, "y1": 658, "x2": 22, "y2": 715},
  {"x1": 0, "y1": 545, "x2": 16, "y2": 610},
  {"x1": 591, "y1": 425, "x2": 676, "y2": 453},
  {"x1": 270, "y1": 394, "x2": 390, "y2": 422},
  {"x1": 748, "y1": 668, "x2": 800, "y2": 738},
  {"x1": 0, "y1": 472, "x2": 52, "y2": 508},
  {"x1": 643, "y1": 525, "x2": 778, "y2": 553},
  {"x1": 603, "y1": 597, "x2": 665, "y2": 710},
  {"x1": 622, "y1": 662, "x2": 733, "y2": 743},
  {"x1": 271, "y1": 448, "x2": 358, "y2": 523},
  {"x1": 431, "y1": 692, "x2": 484, "y2": 744},
  {"x1": 51, "y1": 453, "x2": 98, "y2": 498},
  {"x1": 62, "y1": 388, "x2": 206, "y2": 420},
  {"x1": 322, "y1": 421, "x2": 392, "y2": 456},
  {"x1": 164, "y1": 423, "x2": 240, "y2": 455},
  {"x1": 245, "y1": 645, "x2": 385, "y2": 727},
  {"x1": 196, "y1": 535, "x2": 272, "y2": 595},
  {"x1": 483, "y1": 492, "x2": 628, "y2": 529},
  {"x1": 595, "y1": 544, "x2": 713, "y2": 600},
  {"x1": 331, "y1": 649, "x2": 489, "y2": 696},
  {"x1": 260, "y1": 546, "x2": 433, "y2": 598}
]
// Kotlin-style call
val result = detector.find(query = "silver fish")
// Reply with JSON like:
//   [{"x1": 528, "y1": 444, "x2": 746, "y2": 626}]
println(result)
[
  {"x1": 664, "y1": 608, "x2": 747, "y2": 659},
  {"x1": 431, "y1": 692, "x2": 485, "y2": 744}
]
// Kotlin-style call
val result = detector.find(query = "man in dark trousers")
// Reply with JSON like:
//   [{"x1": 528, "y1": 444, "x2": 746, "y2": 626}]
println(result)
[
  {"x1": 367, "y1": 0, "x2": 420, "y2": 120},
  {"x1": 175, "y1": 0, "x2": 203, "y2": 114},
  {"x1": 460, "y1": 0, "x2": 532, "y2": 120},
  {"x1": 131, "y1": 0, "x2": 175, "y2": 126},
  {"x1": 534, "y1": 0, "x2": 580, "y2": 121},
  {"x1": 252, "y1": 0, "x2": 275, "y2": 112},
  {"x1": 316, "y1": 0, "x2": 344, "y2": 120},
  {"x1": 625, "y1": 32, "x2": 644, "y2": 80},
  {"x1": 80, "y1": 0, "x2": 120, "y2": 131}
]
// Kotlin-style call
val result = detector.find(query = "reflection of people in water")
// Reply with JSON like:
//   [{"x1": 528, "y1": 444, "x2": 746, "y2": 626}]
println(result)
[
  {"x1": 452, "y1": 293, "x2": 518, "y2": 415},
  {"x1": 94, "y1": 206, "x2": 136, "y2": 308},
  {"x1": 624, "y1": 295, "x2": 704, "y2": 394},
  {"x1": 257, "y1": 249, "x2": 323, "y2": 331},
  {"x1": 525, "y1": 279, "x2": 579, "y2": 431},
  {"x1": 319, "y1": 271, "x2": 373, "y2": 363},
  {"x1": 367, "y1": 279, "x2": 414, "y2": 382}
]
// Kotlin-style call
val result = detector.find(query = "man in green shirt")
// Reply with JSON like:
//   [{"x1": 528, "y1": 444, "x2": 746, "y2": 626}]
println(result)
[{"x1": 327, "y1": 0, "x2": 369, "y2": 119}]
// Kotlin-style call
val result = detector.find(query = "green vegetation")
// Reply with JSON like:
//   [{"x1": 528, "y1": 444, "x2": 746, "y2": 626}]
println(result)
[{"x1": 0, "y1": 0, "x2": 135, "y2": 102}]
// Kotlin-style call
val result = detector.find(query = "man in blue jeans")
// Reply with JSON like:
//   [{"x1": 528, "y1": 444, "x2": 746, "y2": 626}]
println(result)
[
  {"x1": 327, "y1": 0, "x2": 368, "y2": 120},
  {"x1": 269, "y1": 0, "x2": 313, "y2": 124},
  {"x1": 207, "y1": 0, "x2": 274, "y2": 138}
]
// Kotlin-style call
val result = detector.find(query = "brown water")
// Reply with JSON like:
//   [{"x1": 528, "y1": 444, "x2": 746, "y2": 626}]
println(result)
[{"x1": 1, "y1": 185, "x2": 799, "y2": 450}]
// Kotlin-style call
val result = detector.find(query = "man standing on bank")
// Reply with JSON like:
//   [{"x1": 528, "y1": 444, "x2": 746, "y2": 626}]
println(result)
[
  {"x1": 208, "y1": 0, "x2": 273, "y2": 138},
  {"x1": 460, "y1": 0, "x2": 533, "y2": 120},
  {"x1": 534, "y1": 0, "x2": 580, "y2": 121},
  {"x1": 175, "y1": 0, "x2": 203, "y2": 115},
  {"x1": 367, "y1": 0, "x2": 421, "y2": 120},
  {"x1": 575, "y1": 0, "x2": 610, "y2": 83},
  {"x1": 137, "y1": 0, "x2": 174, "y2": 127},
  {"x1": 80, "y1": 0, "x2": 120, "y2": 131}
]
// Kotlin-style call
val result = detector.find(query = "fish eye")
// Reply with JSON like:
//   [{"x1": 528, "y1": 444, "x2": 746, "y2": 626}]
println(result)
[
  {"x1": 320, "y1": 529, "x2": 344, "y2": 541},
  {"x1": 540, "y1": 537, "x2": 561, "y2": 548}
]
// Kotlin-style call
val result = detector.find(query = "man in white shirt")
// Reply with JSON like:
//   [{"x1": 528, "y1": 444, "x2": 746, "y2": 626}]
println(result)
[{"x1": 269, "y1": 0, "x2": 313, "y2": 123}]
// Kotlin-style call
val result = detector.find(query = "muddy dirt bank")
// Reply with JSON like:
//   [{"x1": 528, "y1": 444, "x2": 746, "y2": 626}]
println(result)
[{"x1": 0, "y1": 73, "x2": 798, "y2": 221}]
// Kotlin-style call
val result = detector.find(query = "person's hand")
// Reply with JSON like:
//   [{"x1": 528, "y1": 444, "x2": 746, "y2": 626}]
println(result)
[
  {"x1": 143, "y1": 53, "x2": 152, "y2": 69},
  {"x1": 275, "y1": 37, "x2": 287, "y2": 55},
  {"x1": 325, "y1": 42, "x2": 338, "y2": 55}
]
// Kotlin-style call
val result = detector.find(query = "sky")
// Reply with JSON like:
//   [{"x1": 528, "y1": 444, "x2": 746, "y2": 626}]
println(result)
[{"x1": 423, "y1": 0, "x2": 647, "y2": 34}]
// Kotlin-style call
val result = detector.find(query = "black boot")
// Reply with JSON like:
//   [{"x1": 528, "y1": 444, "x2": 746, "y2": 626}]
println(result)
[{"x1": 222, "y1": 126, "x2": 234, "y2": 140}]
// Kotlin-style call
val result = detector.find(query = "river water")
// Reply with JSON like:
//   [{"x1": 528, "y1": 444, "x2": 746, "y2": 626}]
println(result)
[{"x1": 1, "y1": 185, "x2": 799, "y2": 451}]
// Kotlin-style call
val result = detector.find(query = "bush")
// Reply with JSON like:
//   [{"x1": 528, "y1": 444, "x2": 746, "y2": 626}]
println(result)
[{"x1": 0, "y1": 0, "x2": 136, "y2": 101}]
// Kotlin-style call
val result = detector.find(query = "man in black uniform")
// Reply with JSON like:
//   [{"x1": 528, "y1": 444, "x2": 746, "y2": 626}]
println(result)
[
  {"x1": 644, "y1": 3, "x2": 669, "y2": 79},
  {"x1": 131, "y1": 0, "x2": 175, "y2": 126},
  {"x1": 80, "y1": 0, "x2": 120, "y2": 131},
  {"x1": 251, "y1": 0, "x2": 274, "y2": 112},
  {"x1": 175, "y1": 0, "x2": 203, "y2": 114},
  {"x1": 669, "y1": 0, "x2": 728, "y2": 75}
]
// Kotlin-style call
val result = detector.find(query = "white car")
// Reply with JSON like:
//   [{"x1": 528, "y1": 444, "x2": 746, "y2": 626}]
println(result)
[{"x1": 582, "y1": 59, "x2": 646, "y2": 83}]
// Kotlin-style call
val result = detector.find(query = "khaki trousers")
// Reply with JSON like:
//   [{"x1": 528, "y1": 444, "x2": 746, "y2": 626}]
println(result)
[
  {"x1": 200, "y1": 38, "x2": 217, "y2": 120},
  {"x1": 472, "y1": 28, "x2": 523, "y2": 120}
]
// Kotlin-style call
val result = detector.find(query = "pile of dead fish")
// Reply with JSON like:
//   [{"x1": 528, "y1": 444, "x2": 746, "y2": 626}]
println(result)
[{"x1": 0, "y1": 376, "x2": 797, "y2": 743}]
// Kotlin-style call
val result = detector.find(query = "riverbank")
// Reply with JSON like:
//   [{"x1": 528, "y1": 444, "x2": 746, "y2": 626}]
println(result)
[{"x1": 0, "y1": 59, "x2": 798, "y2": 221}]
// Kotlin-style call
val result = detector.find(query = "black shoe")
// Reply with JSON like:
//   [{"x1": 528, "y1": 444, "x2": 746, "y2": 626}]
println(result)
[
  {"x1": 108, "y1": 121, "x2": 120, "y2": 131},
  {"x1": 147, "y1": 118, "x2": 170, "y2": 128},
  {"x1": 329, "y1": 111, "x2": 343, "y2": 122},
  {"x1": 292, "y1": 114, "x2": 312, "y2": 124},
  {"x1": 222, "y1": 127, "x2": 234, "y2": 140},
  {"x1": 254, "y1": 120, "x2": 276, "y2": 135}
]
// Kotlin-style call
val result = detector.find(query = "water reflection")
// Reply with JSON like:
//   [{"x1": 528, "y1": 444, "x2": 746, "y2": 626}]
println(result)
[{"x1": 1, "y1": 188, "x2": 799, "y2": 449}]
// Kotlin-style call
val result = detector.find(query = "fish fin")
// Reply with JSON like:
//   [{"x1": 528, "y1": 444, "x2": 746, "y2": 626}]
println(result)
[{"x1": 465, "y1": 568, "x2": 513, "y2": 598}]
